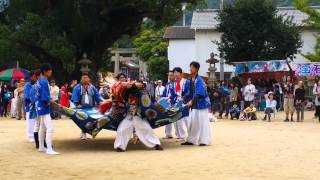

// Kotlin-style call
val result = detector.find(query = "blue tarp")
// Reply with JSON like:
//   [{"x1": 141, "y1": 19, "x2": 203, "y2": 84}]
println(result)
[{"x1": 54, "y1": 92, "x2": 189, "y2": 137}]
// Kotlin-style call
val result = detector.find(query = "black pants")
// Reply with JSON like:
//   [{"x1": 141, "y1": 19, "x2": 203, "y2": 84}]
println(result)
[
  {"x1": 245, "y1": 112, "x2": 257, "y2": 120},
  {"x1": 219, "y1": 102, "x2": 230, "y2": 117},
  {"x1": 316, "y1": 106, "x2": 320, "y2": 121},
  {"x1": 1, "y1": 101, "x2": 9, "y2": 116},
  {"x1": 295, "y1": 104, "x2": 304, "y2": 121},
  {"x1": 230, "y1": 112, "x2": 240, "y2": 119},
  {"x1": 212, "y1": 102, "x2": 220, "y2": 114},
  {"x1": 264, "y1": 107, "x2": 274, "y2": 119}
]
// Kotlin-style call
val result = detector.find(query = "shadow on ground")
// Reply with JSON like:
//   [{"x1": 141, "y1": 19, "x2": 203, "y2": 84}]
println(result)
[{"x1": 53, "y1": 137, "x2": 187, "y2": 152}]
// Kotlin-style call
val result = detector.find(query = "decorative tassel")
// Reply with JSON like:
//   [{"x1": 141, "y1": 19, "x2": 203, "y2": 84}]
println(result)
[{"x1": 98, "y1": 100, "x2": 112, "y2": 114}]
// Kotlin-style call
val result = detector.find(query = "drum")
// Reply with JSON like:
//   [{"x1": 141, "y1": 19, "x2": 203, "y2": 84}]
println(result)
[{"x1": 157, "y1": 98, "x2": 171, "y2": 112}]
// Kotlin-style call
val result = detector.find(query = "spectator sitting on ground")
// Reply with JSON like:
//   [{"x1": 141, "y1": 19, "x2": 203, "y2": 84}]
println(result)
[
  {"x1": 306, "y1": 98, "x2": 314, "y2": 111},
  {"x1": 242, "y1": 103, "x2": 257, "y2": 121},
  {"x1": 263, "y1": 92, "x2": 277, "y2": 122},
  {"x1": 229, "y1": 103, "x2": 241, "y2": 120}
]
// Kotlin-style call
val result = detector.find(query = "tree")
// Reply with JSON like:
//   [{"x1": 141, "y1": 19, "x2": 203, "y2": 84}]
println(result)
[
  {"x1": 134, "y1": 27, "x2": 168, "y2": 81},
  {"x1": 294, "y1": 0, "x2": 320, "y2": 62},
  {"x1": 217, "y1": 0, "x2": 302, "y2": 63},
  {"x1": 0, "y1": 0, "x2": 202, "y2": 83}
]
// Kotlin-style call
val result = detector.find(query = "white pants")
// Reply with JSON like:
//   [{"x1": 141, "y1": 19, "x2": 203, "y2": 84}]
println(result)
[
  {"x1": 10, "y1": 98, "x2": 17, "y2": 116},
  {"x1": 26, "y1": 112, "x2": 35, "y2": 139},
  {"x1": 208, "y1": 113, "x2": 218, "y2": 122},
  {"x1": 70, "y1": 101, "x2": 76, "y2": 109},
  {"x1": 34, "y1": 117, "x2": 40, "y2": 133},
  {"x1": 16, "y1": 97, "x2": 24, "y2": 119},
  {"x1": 182, "y1": 115, "x2": 191, "y2": 132},
  {"x1": 114, "y1": 115, "x2": 160, "y2": 150},
  {"x1": 39, "y1": 114, "x2": 54, "y2": 151},
  {"x1": 186, "y1": 109, "x2": 212, "y2": 145},
  {"x1": 165, "y1": 120, "x2": 187, "y2": 139}
]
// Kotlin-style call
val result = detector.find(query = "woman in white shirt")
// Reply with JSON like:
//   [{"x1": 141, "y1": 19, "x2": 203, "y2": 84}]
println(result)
[
  {"x1": 263, "y1": 92, "x2": 277, "y2": 122},
  {"x1": 243, "y1": 78, "x2": 257, "y2": 108},
  {"x1": 10, "y1": 84, "x2": 19, "y2": 118},
  {"x1": 313, "y1": 81, "x2": 320, "y2": 123},
  {"x1": 155, "y1": 80, "x2": 165, "y2": 101}
]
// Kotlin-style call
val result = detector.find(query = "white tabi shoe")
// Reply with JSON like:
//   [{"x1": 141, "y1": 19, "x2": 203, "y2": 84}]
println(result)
[
  {"x1": 38, "y1": 147, "x2": 47, "y2": 152},
  {"x1": 80, "y1": 132, "x2": 87, "y2": 140},
  {"x1": 46, "y1": 150, "x2": 60, "y2": 155}
]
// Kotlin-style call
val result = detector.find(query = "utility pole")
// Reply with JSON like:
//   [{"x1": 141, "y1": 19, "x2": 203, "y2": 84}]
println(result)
[
  {"x1": 182, "y1": 2, "x2": 187, "y2": 26},
  {"x1": 220, "y1": 54, "x2": 224, "y2": 81},
  {"x1": 220, "y1": 0, "x2": 224, "y2": 10},
  {"x1": 219, "y1": 0, "x2": 224, "y2": 81}
]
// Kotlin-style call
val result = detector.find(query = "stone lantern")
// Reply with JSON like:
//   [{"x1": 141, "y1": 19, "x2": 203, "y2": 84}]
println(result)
[
  {"x1": 206, "y1": 52, "x2": 219, "y2": 87},
  {"x1": 78, "y1": 53, "x2": 92, "y2": 74}
]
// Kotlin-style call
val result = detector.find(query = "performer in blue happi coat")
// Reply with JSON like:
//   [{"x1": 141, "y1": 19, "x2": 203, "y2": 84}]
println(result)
[
  {"x1": 162, "y1": 70, "x2": 178, "y2": 138},
  {"x1": 71, "y1": 74, "x2": 103, "y2": 140},
  {"x1": 28, "y1": 69, "x2": 42, "y2": 149},
  {"x1": 71, "y1": 74, "x2": 102, "y2": 109},
  {"x1": 36, "y1": 63, "x2": 59, "y2": 155},
  {"x1": 182, "y1": 61, "x2": 212, "y2": 146},
  {"x1": 173, "y1": 67, "x2": 191, "y2": 140},
  {"x1": 24, "y1": 71, "x2": 35, "y2": 142}
]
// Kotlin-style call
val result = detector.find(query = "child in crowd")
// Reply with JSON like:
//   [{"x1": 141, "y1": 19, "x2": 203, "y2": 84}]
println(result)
[
  {"x1": 242, "y1": 103, "x2": 257, "y2": 121},
  {"x1": 306, "y1": 98, "x2": 314, "y2": 111},
  {"x1": 263, "y1": 92, "x2": 277, "y2": 122},
  {"x1": 229, "y1": 103, "x2": 241, "y2": 120}
]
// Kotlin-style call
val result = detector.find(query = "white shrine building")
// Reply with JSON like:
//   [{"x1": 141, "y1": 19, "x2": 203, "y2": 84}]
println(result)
[{"x1": 164, "y1": 7, "x2": 317, "y2": 79}]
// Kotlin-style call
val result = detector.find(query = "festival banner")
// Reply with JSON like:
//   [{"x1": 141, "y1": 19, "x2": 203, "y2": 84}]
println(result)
[
  {"x1": 295, "y1": 64, "x2": 320, "y2": 77},
  {"x1": 235, "y1": 60, "x2": 290, "y2": 75}
]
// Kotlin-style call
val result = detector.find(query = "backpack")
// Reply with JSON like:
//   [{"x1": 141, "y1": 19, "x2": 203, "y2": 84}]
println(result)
[
  {"x1": 220, "y1": 86, "x2": 231, "y2": 96},
  {"x1": 4, "y1": 92, "x2": 11, "y2": 101}
]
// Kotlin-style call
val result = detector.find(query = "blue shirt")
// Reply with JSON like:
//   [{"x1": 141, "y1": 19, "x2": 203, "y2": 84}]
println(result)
[
  {"x1": 24, "y1": 82, "x2": 32, "y2": 112},
  {"x1": 230, "y1": 107, "x2": 241, "y2": 114},
  {"x1": 35, "y1": 77, "x2": 52, "y2": 116},
  {"x1": 71, "y1": 84, "x2": 102, "y2": 108},
  {"x1": 182, "y1": 79, "x2": 191, "y2": 104},
  {"x1": 189, "y1": 74, "x2": 211, "y2": 110},
  {"x1": 29, "y1": 83, "x2": 38, "y2": 119},
  {"x1": 162, "y1": 81, "x2": 177, "y2": 104}
]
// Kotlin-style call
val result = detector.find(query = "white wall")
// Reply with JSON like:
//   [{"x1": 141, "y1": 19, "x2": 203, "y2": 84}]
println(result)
[
  {"x1": 194, "y1": 29, "x2": 318, "y2": 75},
  {"x1": 167, "y1": 29, "x2": 317, "y2": 77},
  {"x1": 294, "y1": 30, "x2": 317, "y2": 63},
  {"x1": 195, "y1": 30, "x2": 234, "y2": 76},
  {"x1": 168, "y1": 39, "x2": 195, "y2": 74}
]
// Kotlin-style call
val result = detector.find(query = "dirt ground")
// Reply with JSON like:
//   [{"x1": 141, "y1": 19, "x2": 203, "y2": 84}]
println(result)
[{"x1": 0, "y1": 111, "x2": 320, "y2": 180}]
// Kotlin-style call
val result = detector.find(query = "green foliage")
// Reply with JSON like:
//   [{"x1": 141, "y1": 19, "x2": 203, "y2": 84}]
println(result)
[
  {"x1": 0, "y1": 0, "x2": 202, "y2": 83},
  {"x1": 134, "y1": 28, "x2": 167, "y2": 61},
  {"x1": 112, "y1": 35, "x2": 135, "y2": 49},
  {"x1": 147, "y1": 56, "x2": 169, "y2": 81},
  {"x1": 217, "y1": 0, "x2": 302, "y2": 63},
  {"x1": 134, "y1": 27, "x2": 168, "y2": 81},
  {"x1": 294, "y1": 0, "x2": 320, "y2": 62}
]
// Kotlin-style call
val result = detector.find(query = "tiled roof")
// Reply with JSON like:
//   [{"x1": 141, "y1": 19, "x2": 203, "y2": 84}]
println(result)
[
  {"x1": 191, "y1": 8, "x2": 312, "y2": 30},
  {"x1": 163, "y1": 26, "x2": 195, "y2": 39},
  {"x1": 277, "y1": 8, "x2": 309, "y2": 26},
  {"x1": 191, "y1": 10, "x2": 220, "y2": 29}
]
